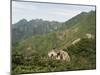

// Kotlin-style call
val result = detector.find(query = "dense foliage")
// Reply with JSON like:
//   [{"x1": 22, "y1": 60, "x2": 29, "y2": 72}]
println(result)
[{"x1": 12, "y1": 38, "x2": 96, "y2": 74}]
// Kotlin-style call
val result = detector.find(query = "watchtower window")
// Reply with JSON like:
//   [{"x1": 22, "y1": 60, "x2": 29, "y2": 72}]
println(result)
[
  {"x1": 51, "y1": 54, "x2": 54, "y2": 58},
  {"x1": 57, "y1": 52, "x2": 60, "y2": 57}
]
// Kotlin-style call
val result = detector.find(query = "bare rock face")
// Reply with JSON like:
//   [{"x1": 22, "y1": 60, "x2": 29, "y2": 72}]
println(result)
[{"x1": 48, "y1": 48, "x2": 70, "y2": 62}]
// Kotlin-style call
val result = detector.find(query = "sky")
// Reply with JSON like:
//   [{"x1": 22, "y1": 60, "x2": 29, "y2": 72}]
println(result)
[{"x1": 12, "y1": 1, "x2": 95, "y2": 24}]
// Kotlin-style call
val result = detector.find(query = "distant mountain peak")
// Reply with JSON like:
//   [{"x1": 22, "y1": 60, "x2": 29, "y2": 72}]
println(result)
[{"x1": 19, "y1": 19, "x2": 27, "y2": 23}]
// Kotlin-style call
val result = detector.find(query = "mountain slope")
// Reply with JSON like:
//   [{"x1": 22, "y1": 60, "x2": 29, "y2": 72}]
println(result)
[
  {"x1": 12, "y1": 19, "x2": 62, "y2": 44},
  {"x1": 12, "y1": 11, "x2": 96, "y2": 74},
  {"x1": 13, "y1": 11, "x2": 96, "y2": 55}
]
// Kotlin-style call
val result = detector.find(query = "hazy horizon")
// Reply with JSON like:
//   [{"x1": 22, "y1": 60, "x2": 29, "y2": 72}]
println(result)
[{"x1": 12, "y1": 1, "x2": 95, "y2": 24}]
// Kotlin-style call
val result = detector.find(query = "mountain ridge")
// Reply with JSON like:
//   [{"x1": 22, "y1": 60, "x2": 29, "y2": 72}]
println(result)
[{"x1": 13, "y1": 10, "x2": 96, "y2": 54}]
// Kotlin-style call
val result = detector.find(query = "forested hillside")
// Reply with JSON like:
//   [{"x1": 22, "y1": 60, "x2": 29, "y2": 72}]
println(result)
[{"x1": 12, "y1": 11, "x2": 96, "y2": 74}]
